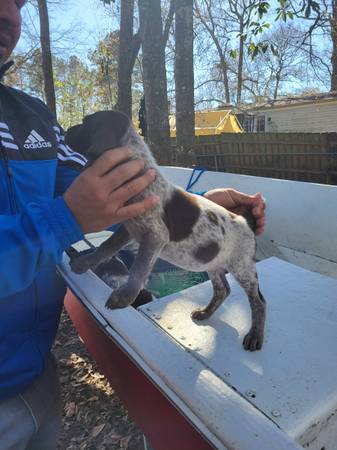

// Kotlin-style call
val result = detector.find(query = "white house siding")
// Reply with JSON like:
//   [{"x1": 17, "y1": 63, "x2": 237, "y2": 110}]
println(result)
[{"x1": 256, "y1": 100, "x2": 337, "y2": 132}]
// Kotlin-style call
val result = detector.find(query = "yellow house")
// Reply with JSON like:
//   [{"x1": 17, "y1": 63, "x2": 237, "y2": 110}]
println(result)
[{"x1": 169, "y1": 109, "x2": 243, "y2": 137}]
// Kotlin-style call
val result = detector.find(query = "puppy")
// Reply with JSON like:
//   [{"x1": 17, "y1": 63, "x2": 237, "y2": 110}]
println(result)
[{"x1": 68, "y1": 111, "x2": 266, "y2": 351}]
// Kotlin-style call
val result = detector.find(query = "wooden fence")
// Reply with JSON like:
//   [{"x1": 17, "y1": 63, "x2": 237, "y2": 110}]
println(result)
[{"x1": 172, "y1": 133, "x2": 337, "y2": 185}]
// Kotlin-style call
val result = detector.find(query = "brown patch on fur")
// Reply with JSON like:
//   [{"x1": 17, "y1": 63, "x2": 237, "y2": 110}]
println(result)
[
  {"x1": 206, "y1": 210, "x2": 219, "y2": 226},
  {"x1": 194, "y1": 241, "x2": 220, "y2": 263},
  {"x1": 228, "y1": 211, "x2": 237, "y2": 219},
  {"x1": 162, "y1": 189, "x2": 200, "y2": 241}
]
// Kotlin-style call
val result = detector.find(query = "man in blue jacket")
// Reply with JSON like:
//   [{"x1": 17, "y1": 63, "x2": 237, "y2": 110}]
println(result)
[{"x1": 0, "y1": 1, "x2": 266, "y2": 449}]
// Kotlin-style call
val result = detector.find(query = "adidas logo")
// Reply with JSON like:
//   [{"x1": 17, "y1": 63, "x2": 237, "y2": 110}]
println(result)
[{"x1": 24, "y1": 130, "x2": 52, "y2": 150}]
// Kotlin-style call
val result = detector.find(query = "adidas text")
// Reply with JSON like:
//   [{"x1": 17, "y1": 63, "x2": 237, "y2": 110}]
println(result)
[{"x1": 24, "y1": 141, "x2": 52, "y2": 150}]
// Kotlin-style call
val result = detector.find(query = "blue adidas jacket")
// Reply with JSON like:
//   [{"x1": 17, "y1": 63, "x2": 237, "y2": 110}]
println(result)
[{"x1": 0, "y1": 66, "x2": 86, "y2": 400}]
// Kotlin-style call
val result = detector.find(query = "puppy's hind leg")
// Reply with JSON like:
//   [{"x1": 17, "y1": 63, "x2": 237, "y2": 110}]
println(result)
[
  {"x1": 231, "y1": 263, "x2": 266, "y2": 351},
  {"x1": 191, "y1": 269, "x2": 230, "y2": 321},
  {"x1": 105, "y1": 233, "x2": 165, "y2": 309},
  {"x1": 71, "y1": 225, "x2": 131, "y2": 274}
]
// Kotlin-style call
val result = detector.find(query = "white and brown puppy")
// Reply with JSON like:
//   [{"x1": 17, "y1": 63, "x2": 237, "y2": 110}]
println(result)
[{"x1": 68, "y1": 111, "x2": 266, "y2": 351}]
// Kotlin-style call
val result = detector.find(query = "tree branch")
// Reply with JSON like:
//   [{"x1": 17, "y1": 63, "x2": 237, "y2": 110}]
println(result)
[{"x1": 162, "y1": 0, "x2": 175, "y2": 48}]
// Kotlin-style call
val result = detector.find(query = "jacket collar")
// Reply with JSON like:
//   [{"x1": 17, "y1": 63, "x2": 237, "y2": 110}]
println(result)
[{"x1": 0, "y1": 61, "x2": 14, "y2": 81}]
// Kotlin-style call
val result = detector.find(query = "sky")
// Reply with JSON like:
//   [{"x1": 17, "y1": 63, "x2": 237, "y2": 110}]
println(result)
[
  {"x1": 17, "y1": 0, "x2": 118, "y2": 57},
  {"x1": 18, "y1": 0, "x2": 313, "y2": 60},
  {"x1": 16, "y1": 0, "x2": 329, "y2": 99}
]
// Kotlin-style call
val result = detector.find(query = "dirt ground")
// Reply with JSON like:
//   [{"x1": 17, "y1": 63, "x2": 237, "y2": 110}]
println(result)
[{"x1": 53, "y1": 309, "x2": 145, "y2": 450}]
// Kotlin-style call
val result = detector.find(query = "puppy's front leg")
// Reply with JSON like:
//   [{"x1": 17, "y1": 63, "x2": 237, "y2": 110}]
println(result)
[
  {"x1": 105, "y1": 234, "x2": 164, "y2": 309},
  {"x1": 71, "y1": 225, "x2": 131, "y2": 274}
]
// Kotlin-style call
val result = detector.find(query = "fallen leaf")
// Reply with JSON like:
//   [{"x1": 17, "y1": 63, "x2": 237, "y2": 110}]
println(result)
[
  {"x1": 65, "y1": 402, "x2": 76, "y2": 418},
  {"x1": 120, "y1": 435, "x2": 132, "y2": 449},
  {"x1": 91, "y1": 423, "x2": 105, "y2": 438},
  {"x1": 109, "y1": 432, "x2": 122, "y2": 442}
]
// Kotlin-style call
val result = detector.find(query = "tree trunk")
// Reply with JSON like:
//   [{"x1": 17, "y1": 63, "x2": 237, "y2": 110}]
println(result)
[
  {"x1": 331, "y1": 0, "x2": 337, "y2": 91},
  {"x1": 174, "y1": 0, "x2": 195, "y2": 164},
  {"x1": 138, "y1": 0, "x2": 171, "y2": 165},
  {"x1": 216, "y1": 41, "x2": 230, "y2": 104},
  {"x1": 116, "y1": 0, "x2": 141, "y2": 117},
  {"x1": 37, "y1": 0, "x2": 56, "y2": 116},
  {"x1": 237, "y1": 19, "x2": 244, "y2": 104},
  {"x1": 273, "y1": 73, "x2": 281, "y2": 100}
]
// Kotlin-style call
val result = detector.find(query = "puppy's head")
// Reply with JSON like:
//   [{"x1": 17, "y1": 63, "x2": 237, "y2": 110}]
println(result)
[{"x1": 65, "y1": 110, "x2": 132, "y2": 162}]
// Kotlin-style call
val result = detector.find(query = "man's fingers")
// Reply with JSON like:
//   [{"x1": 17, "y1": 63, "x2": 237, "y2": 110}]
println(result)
[
  {"x1": 111, "y1": 168, "x2": 156, "y2": 204},
  {"x1": 253, "y1": 193, "x2": 266, "y2": 209},
  {"x1": 255, "y1": 226, "x2": 264, "y2": 236},
  {"x1": 255, "y1": 216, "x2": 266, "y2": 235},
  {"x1": 115, "y1": 195, "x2": 160, "y2": 222},
  {"x1": 89, "y1": 147, "x2": 133, "y2": 176},
  {"x1": 104, "y1": 159, "x2": 145, "y2": 193},
  {"x1": 252, "y1": 203, "x2": 266, "y2": 217},
  {"x1": 232, "y1": 191, "x2": 265, "y2": 209},
  {"x1": 229, "y1": 189, "x2": 256, "y2": 206},
  {"x1": 256, "y1": 217, "x2": 266, "y2": 228}
]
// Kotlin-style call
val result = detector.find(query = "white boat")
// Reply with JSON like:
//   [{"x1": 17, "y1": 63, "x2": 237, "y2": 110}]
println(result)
[{"x1": 59, "y1": 167, "x2": 337, "y2": 450}]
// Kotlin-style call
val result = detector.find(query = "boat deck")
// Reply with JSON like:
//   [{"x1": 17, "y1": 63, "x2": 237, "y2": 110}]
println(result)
[
  {"x1": 59, "y1": 167, "x2": 337, "y2": 449},
  {"x1": 139, "y1": 257, "x2": 337, "y2": 447},
  {"x1": 60, "y1": 255, "x2": 337, "y2": 449}
]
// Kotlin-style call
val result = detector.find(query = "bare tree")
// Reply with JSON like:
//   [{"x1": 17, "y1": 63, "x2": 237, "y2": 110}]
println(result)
[
  {"x1": 36, "y1": 0, "x2": 56, "y2": 115},
  {"x1": 264, "y1": 25, "x2": 306, "y2": 100},
  {"x1": 270, "y1": 0, "x2": 337, "y2": 91},
  {"x1": 138, "y1": 0, "x2": 171, "y2": 164},
  {"x1": 242, "y1": 24, "x2": 309, "y2": 101},
  {"x1": 194, "y1": 0, "x2": 262, "y2": 104},
  {"x1": 116, "y1": 0, "x2": 141, "y2": 117},
  {"x1": 174, "y1": 0, "x2": 195, "y2": 161},
  {"x1": 25, "y1": 0, "x2": 81, "y2": 114},
  {"x1": 227, "y1": 0, "x2": 261, "y2": 104},
  {"x1": 194, "y1": 0, "x2": 231, "y2": 103},
  {"x1": 330, "y1": 1, "x2": 337, "y2": 90}
]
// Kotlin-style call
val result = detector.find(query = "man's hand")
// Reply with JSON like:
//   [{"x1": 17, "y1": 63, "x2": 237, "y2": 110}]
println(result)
[
  {"x1": 64, "y1": 147, "x2": 159, "y2": 234},
  {"x1": 203, "y1": 188, "x2": 266, "y2": 235}
]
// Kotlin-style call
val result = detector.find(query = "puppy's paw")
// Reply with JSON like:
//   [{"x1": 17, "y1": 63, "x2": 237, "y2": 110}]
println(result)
[
  {"x1": 70, "y1": 255, "x2": 94, "y2": 274},
  {"x1": 191, "y1": 308, "x2": 211, "y2": 321},
  {"x1": 105, "y1": 286, "x2": 137, "y2": 310},
  {"x1": 243, "y1": 328, "x2": 264, "y2": 351},
  {"x1": 132, "y1": 289, "x2": 153, "y2": 308}
]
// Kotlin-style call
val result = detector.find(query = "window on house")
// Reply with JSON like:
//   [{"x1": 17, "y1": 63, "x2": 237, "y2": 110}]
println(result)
[
  {"x1": 244, "y1": 116, "x2": 254, "y2": 132},
  {"x1": 256, "y1": 115, "x2": 265, "y2": 132}
]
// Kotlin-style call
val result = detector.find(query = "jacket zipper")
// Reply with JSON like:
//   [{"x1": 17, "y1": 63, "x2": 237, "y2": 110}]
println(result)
[
  {"x1": 0, "y1": 87, "x2": 18, "y2": 214},
  {"x1": 0, "y1": 146, "x2": 17, "y2": 213}
]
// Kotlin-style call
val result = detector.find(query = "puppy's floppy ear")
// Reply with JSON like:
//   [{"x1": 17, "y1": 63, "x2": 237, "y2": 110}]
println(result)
[
  {"x1": 65, "y1": 123, "x2": 90, "y2": 157},
  {"x1": 85, "y1": 110, "x2": 132, "y2": 162}
]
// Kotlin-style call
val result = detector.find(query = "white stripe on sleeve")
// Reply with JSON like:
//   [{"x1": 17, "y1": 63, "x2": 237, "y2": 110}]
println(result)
[
  {"x1": 57, "y1": 152, "x2": 86, "y2": 167},
  {"x1": 58, "y1": 143, "x2": 87, "y2": 164},
  {"x1": 1, "y1": 140, "x2": 19, "y2": 150},
  {"x1": 0, "y1": 122, "x2": 9, "y2": 130},
  {"x1": 0, "y1": 131, "x2": 14, "y2": 140}
]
